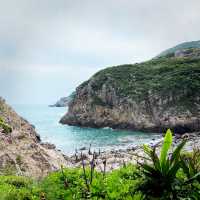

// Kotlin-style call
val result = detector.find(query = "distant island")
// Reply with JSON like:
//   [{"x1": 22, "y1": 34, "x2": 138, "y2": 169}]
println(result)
[
  {"x1": 60, "y1": 40, "x2": 200, "y2": 134},
  {"x1": 49, "y1": 92, "x2": 75, "y2": 107}
]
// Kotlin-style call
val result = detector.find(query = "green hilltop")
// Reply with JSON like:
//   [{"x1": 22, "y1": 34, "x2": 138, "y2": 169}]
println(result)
[
  {"x1": 80, "y1": 57, "x2": 200, "y2": 110},
  {"x1": 156, "y1": 40, "x2": 200, "y2": 58},
  {"x1": 62, "y1": 40, "x2": 200, "y2": 133}
]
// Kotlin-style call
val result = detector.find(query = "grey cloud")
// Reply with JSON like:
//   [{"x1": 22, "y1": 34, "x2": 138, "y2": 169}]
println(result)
[
  {"x1": 0, "y1": 0, "x2": 200, "y2": 68},
  {"x1": 1, "y1": 0, "x2": 200, "y2": 104}
]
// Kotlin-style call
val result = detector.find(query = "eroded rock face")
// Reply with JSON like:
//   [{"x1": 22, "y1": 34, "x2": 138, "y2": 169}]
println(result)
[
  {"x1": 0, "y1": 97, "x2": 70, "y2": 178},
  {"x1": 174, "y1": 48, "x2": 200, "y2": 59},
  {"x1": 60, "y1": 57, "x2": 200, "y2": 134}
]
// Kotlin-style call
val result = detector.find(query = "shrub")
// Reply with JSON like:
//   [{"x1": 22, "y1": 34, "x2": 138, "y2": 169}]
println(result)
[
  {"x1": 105, "y1": 165, "x2": 143, "y2": 200},
  {"x1": 38, "y1": 165, "x2": 143, "y2": 200},
  {"x1": 0, "y1": 176, "x2": 39, "y2": 200},
  {"x1": 0, "y1": 117, "x2": 3, "y2": 123},
  {"x1": 0, "y1": 117, "x2": 12, "y2": 134},
  {"x1": 92, "y1": 96, "x2": 107, "y2": 107},
  {"x1": 16, "y1": 155, "x2": 23, "y2": 166},
  {"x1": 136, "y1": 129, "x2": 186, "y2": 199},
  {"x1": 179, "y1": 148, "x2": 200, "y2": 198},
  {"x1": 39, "y1": 168, "x2": 85, "y2": 200}
]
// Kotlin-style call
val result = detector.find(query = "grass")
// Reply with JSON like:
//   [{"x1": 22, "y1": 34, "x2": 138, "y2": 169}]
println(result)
[
  {"x1": 0, "y1": 176, "x2": 38, "y2": 200},
  {"x1": 0, "y1": 165, "x2": 143, "y2": 200}
]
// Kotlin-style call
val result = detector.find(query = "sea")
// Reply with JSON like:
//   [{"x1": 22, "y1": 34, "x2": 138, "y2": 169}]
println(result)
[{"x1": 13, "y1": 104, "x2": 161, "y2": 155}]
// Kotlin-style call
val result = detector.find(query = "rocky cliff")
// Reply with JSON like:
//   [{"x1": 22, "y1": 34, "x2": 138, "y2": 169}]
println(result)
[
  {"x1": 0, "y1": 97, "x2": 70, "y2": 178},
  {"x1": 60, "y1": 45, "x2": 200, "y2": 134}
]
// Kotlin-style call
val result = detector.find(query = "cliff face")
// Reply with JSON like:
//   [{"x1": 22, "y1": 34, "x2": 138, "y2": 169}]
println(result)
[
  {"x1": 60, "y1": 56, "x2": 200, "y2": 134},
  {"x1": 0, "y1": 98, "x2": 70, "y2": 178}
]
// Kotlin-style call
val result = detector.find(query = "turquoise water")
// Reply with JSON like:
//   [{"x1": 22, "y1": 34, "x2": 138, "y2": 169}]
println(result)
[{"x1": 13, "y1": 105, "x2": 160, "y2": 155}]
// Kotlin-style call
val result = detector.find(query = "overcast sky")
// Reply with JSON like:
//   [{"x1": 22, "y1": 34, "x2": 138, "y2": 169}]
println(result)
[{"x1": 1, "y1": 0, "x2": 200, "y2": 105}]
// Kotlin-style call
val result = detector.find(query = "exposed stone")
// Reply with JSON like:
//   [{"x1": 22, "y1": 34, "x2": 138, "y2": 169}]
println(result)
[
  {"x1": 0, "y1": 97, "x2": 71, "y2": 178},
  {"x1": 60, "y1": 52, "x2": 200, "y2": 134},
  {"x1": 60, "y1": 82, "x2": 200, "y2": 134},
  {"x1": 41, "y1": 142, "x2": 56, "y2": 149}
]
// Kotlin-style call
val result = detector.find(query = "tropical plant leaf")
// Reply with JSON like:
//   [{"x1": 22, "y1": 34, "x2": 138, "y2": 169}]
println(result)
[
  {"x1": 171, "y1": 140, "x2": 186, "y2": 164},
  {"x1": 152, "y1": 148, "x2": 161, "y2": 171},
  {"x1": 143, "y1": 144, "x2": 153, "y2": 158},
  {"x1": 160, "y1": 129, "x2": 173, "y2": 169},
  {"x1": 180, "y1": 159, "x2": 190, "y2": 178},
  {"x1": 184, "y1": 172, "x2": 200, "y2": 184},
  {"x1": 168, "y1": 161, "x2": 181, "y2": 178},
  {"x1": 162, "y1": 158, "x2": 170, "y2": 176}
]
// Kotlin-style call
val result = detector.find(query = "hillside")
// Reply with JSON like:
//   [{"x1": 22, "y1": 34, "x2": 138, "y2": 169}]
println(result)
[
  {"x1": 60, "y1": 44, "x2": 200, "y2": 134},
  {"x1": 0, "y1": 97, "x2": 70, "y2": 178},
  {"x1": 156, "y1": 40, "x2": 200, "y2": 58}
]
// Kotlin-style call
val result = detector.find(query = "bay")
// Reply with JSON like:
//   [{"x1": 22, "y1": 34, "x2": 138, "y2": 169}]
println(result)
[{"x1": 13, "y1": 104, "x2": 160, "y2": 155}]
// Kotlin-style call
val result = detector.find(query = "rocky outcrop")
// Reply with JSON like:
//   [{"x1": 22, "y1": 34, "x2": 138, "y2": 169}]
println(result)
[
  {"x1": 0, "y1": 97, "x2": 71, "y2": 178},
  {"x1": 60, "y1": 49, "x2": 200, "y2": 134},
  {"x1": 174, "y1": 48, "x2": 200, "y2": 59},
  {"x1": 50, "y1": 92, "x2": 75, "y2": 107},
  {"x1": 49, "y1": 97, "x2": 69, "y2": 107}
]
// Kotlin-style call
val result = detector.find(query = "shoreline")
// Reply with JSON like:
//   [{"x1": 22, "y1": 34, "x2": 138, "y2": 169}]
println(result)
[
  {"x1": 62, "y1": 131, "x2": 200, "y2": 172},
  {"x1": 1, "y1": 97, "x2": 200, "y2": 177}
]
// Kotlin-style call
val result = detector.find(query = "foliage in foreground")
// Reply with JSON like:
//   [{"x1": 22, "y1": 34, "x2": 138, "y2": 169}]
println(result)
[
  {"x1": 136, "y1": 129, "x2": 200, "y2": 199},
  {"x1": 0, "y1": 176, "x2": 38, "y2": 200},
  {"x1": 0, "y1": 166, "x2": 143, "y2": 200},
  {"x1": 0, "y1": 129, "x2": 199, "y2": 200}
]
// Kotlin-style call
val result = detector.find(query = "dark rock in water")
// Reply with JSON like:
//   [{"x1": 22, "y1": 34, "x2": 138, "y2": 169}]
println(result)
[
  {"x1": 79, "y1": 147, "x2": 87, "y2": 151},
  {"x1": 60, "y1": 41, "x2": 200, "y2": 134},
  {"x1": 35, "y1": 132, "x2": 41, "y2": 142}
]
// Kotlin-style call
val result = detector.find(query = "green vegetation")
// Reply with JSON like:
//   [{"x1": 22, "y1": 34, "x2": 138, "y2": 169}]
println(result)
[
  {"x1": 92, "y1": 96, "x2": 107, "y2": 107},
  {"x1": 0, "y1": 117, "x2": 12, "y2": 134},
  {"x1": 0, "y1": 162, "x2": 17, "y2": 176},
  {"x1": 156, "y1": 40, "x2": 200, "y2": 58},
  {"x1": 80, "y1": 57, "x2": 200, "y2": 108},
  {"x1": 0, "y1": 166, "x2": 143, "y2": 200},
  {"x1": 38, "y1": 165, "x2": 142, "y2": 200},
  {"x1": 0, "y1": 130, "x2": 199, "y2": 199},
  {"x1": 137, "y1": 129, "x2": 188, "y2": 199},
  {"x1": 0, "y1": 101, "x2": 5, "y2": 111},
  {"x1": 16, "y1": 155, "x2": 23, "y2": 166},
  {"x1": 0, "y1": 176, "x2": 38, "y2": 200}
]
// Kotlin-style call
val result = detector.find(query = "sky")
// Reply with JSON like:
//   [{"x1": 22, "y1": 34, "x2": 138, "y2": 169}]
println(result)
[{"x1": 0, "y1": 0, "x2": 200, "y2": 105}]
